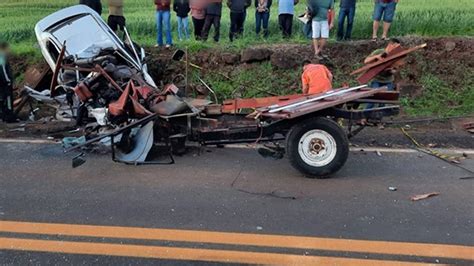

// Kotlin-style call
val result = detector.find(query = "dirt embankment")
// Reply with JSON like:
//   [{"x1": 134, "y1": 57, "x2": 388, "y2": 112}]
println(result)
[
  {"x1": 10, "y1": 36, "x2": 473, "y2": 97},
  {"x1": 4, "y1": 37, "x2": 473, "y2": 148},
  {"x1": 142, "y1": 37, "x2": 473, "y2": 98}
]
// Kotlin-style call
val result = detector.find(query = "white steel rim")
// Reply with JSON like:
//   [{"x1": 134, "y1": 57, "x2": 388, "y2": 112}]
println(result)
[{"x1": 298, "y1": 129, "x2": 337, "y2": 167}]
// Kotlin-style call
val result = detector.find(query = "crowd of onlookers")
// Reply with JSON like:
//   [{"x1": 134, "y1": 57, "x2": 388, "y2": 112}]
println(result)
[
  {"x1": 1, "y1": 1, "x2": 403, "y2": 122},
  {"x1": 79, "y1": 0, "x2": 399, "y2": 56}
]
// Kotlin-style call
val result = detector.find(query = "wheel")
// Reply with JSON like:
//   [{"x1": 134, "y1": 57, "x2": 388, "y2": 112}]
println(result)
[{"x1": 286, "y1": 117, "x2": 349, "y2": 178}]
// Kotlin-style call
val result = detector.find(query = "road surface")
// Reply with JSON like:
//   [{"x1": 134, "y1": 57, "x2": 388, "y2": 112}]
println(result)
[{"x1": 0, "y1": 142, "x2": 473, "y2": 265}]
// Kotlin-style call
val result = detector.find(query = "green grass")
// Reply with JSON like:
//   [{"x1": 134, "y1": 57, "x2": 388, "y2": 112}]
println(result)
[
  {"x1": 402, "y1": 73, "x2": 474, "y2": 117},
  {"x1": 1, "y1": 0, "x2": 473, "y2": 117},
  {"x1": 1, "y1": 0, "x2": 473, "y2": 55}
]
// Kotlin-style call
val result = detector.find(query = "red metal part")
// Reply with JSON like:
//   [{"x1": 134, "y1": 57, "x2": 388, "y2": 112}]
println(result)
[
  {"x1": 50, "y1": 42, "x2": 67, "y2": 96},
  {"x1": 73, "y1": 82, "x2": 93, "y2": 102},
  {"x1": 356, "y1": 46, "x2": 405, "y2": 84},
  {"x1": 222, "y1": 94, "x2": 306, "y2": 113},
  {"x1": 351, "y1": 43, "x2": 427, "y2": 76},
  {"x1": 109, "y1": 81, "x2": 151, "y2": 117}
]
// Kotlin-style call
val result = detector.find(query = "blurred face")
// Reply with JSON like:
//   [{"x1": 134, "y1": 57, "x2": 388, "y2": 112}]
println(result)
[{"x1": 0, "y1": 44, "x2": 10, "y2": 54}]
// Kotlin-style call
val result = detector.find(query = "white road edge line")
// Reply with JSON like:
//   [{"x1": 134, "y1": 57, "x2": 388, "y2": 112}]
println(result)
[{"x1": 0, "y1": 138, "x2": 473, "y2": 155}]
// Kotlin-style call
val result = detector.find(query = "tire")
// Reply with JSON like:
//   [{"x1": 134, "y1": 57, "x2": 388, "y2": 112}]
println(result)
[{"x1": 286, "y1": 117, "x2": 349, "y2": 178}]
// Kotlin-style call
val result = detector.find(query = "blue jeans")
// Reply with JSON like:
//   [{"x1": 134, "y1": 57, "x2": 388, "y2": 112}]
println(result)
[
  {"x1": 177, "y1": 16, "x2": 190, "y2": 40},
  {"x1": 373, "y1": 1, "x2": 397, "y2": 23},
  {"x1": 256, "y1": 11, "x2": 270, "y2": 37},
  {"x1": 337, "y1": 7, "x2": 355, "y2": 40},
  {"x1": 366, "y1": 81, "x2": 394, "y2": 109},
  {"x1": 156, "y1": 11, "x2": 172, "y2": 46}
]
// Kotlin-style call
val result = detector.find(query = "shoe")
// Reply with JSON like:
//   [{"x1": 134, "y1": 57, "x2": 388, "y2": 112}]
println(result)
[
  {"x1": 165, "y1": 44, "x2": 172, "y2": 48},
  {"x1": 314, "y1": 53, "x2": 323, "y2": 60},
  {"x1": 371, "y1": 37, "x2": 378, "y2": 42}
]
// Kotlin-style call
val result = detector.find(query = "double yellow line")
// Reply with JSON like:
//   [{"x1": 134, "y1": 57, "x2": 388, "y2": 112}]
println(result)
[{"x1": 1, "y1": 221, "x2": 473, "y2": 265}]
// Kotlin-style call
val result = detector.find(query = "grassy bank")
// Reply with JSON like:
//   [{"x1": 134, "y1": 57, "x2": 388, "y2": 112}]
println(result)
[
  {"x1": 1, "y1": 0, "x2": 474, "y2": 55},
  {"x1": 1, "y1": 1, "x2": 473, "y2": 117}
]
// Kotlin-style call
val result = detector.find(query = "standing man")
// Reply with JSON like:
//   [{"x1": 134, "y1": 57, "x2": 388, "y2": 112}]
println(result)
[
  {"x1": 107, "y1": 0, "x2": 126, "y2": 35},
  {"x1": 190, "y1": 0, "x2": 206, "y2": 40},
  {"x1": 155, "y1": 0, "x2": 173, "y2": 48},
  {"x1": 255, "y1": 0, "x2": 272, "y2": 38},
  {"x1": 363, "y1": 38, "x2": 402, "y2": 109},
  {"x1": 0, "y1": 42, "x2": 15, "y2": 123},
  {"x1": 278, "y1": 0, "x2": 298, "y2": 38},
  {"x1": 202, "y1": 0, "x2": 223, "y2": 42},
  {"x1": 301, "y1": 60, "x2": 333, "y2": 95},
  {"x1": 308, "y1": 0, "x2": 335, "y2": 58},
  {"x1": 174, "y1": 0, "x2": 191, "y2": 41},
  {"x1": 337, "y1": 0, "x2": 356, "y2": 41},
  {"x1": 372, "y1": 0, "x2": 399, "y2": 41},
  {"x1": 227, "y1": 0, "x2": 251, "y2": 42},
  {"x1": 79, "y1": 0, "x2": 102, "y2": 15}
]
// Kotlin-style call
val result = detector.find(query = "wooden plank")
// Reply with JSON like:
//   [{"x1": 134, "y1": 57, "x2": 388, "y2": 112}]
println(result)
[
  {"x1": 357, "y1": 57, "x2": 405, "y2": 84},
  {"x1": 350, "y1": 43, "x2": 427, "y2": 76}
]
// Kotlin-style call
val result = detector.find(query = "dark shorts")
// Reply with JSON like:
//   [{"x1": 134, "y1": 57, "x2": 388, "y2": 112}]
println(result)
[
  {"x1": 373, "y1": 1, "x2": 397, "y2": 22},
  {"x1": 108, "y1": 15, "x2": 126, "y2": 31}
]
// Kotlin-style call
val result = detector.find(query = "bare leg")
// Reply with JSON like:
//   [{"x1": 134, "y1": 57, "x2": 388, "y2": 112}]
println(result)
[
  {"x1": 382, "y1": 22, "x2": 391, "y2": 39},
  {"x1": 372, "y1": 20, "x2": 379, "y2": 39},
  {"x1": 319, "y1": 38, "x2": 327, "y2": 54},
  {"x1": 312, "y1": 39, "x2": 319, "y2": 55}
]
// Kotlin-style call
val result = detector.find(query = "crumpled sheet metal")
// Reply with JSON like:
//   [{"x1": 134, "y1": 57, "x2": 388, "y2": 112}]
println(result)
[
  {"x1": 150, "y1": 95, "x2": 188, "y2": 116},
  {"x1": 115, "y1": 121, "x2": 154, "y2": 163}
]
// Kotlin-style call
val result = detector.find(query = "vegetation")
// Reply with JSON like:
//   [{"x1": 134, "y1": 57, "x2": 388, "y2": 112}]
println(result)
[
  {"x1": 1, "y1": 0, "x2": 473, "y2": 54},
  {"x1": 0, "y1": 0, "x2": 472, "y2": 117}
]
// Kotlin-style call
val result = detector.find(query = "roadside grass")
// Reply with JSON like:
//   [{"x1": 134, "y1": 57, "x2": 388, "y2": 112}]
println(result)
[
  {"x1": 402, "y1": 73, "x2": 474, "y2": 117},
  {"x1": 1, "y1": 0, "x2": 473, "y2": 117},
  {"x1": 1, "y1": 0, "x2": 474, "y2": 55}
]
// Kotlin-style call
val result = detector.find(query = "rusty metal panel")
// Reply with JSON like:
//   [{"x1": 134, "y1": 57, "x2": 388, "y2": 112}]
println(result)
[
  {"x1": 222, "y1": 94, "x2": 305, "y2": 113},
  {"x1": 260, "y1": 88, "x2": 387, "y2": 119}
]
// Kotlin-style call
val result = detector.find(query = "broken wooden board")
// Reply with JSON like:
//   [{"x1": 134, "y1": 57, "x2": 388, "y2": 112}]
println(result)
[{"x1": 350, "y1": 43, "x2": 427, "y2": 76}]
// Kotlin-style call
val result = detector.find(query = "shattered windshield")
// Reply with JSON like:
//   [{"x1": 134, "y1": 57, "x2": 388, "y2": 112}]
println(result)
[{"x1": 50, "y1": 14, "x2": 117, "y2": 58}]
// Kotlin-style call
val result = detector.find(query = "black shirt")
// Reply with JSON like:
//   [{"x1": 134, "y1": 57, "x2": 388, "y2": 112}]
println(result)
[
  {"x1": 206, "y1": 2, "x2": 223, "y2": 16},
  {"x1": 79, "y1": 0, "x2": 103, "y2": 15},
  {"x1": 339, "y1": 0, "x2": 356, "y2": 8},
  {"x1": 173, "y1": 0, "x2": 191, "y2": 17}
]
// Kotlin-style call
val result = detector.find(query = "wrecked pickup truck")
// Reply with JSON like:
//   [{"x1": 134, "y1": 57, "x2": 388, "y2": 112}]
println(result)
[{"x1": 34, "y1": 5, "x2": 400, "y2": 178}]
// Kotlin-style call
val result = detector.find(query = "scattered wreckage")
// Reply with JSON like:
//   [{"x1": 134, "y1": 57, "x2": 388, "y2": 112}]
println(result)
[{"x1": 29, "y1": 5, "x2": 401, "y2": 178}]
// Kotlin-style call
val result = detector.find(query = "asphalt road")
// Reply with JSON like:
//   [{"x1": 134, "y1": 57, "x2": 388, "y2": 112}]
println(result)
[{"x1": 0, "y1": 142, "x2": 473, "y2": 265}]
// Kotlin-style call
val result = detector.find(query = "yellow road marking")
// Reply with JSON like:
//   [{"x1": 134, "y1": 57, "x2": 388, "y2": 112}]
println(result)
[
  {"x1": 0, "y1": 237, "x2": 430, "y2": 266},
  {"x1": 1, "y1": 221, "x2": 473, "y2": 261}
]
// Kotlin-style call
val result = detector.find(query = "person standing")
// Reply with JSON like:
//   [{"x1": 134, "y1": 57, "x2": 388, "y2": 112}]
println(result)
[
  {"x1": 227, "y1": 0, "x2": 251, "y2": 42},
  {"x1": 79, "y1": 0, "x2": 102, "y2": 15},
  {"x1": 308, "y1": 0, "x2": 335, "y2": 58},
  {"x1": 202, "y1": 0, "x2": 223, "y2": 42},
  {"x1": 337, "y1": 0, "x2": 356, "y2": 41},
  {"x1": 107, "y1": 0, "x2": 126, "y2": 35},
  {"x1": 372, "y1": 0, "x2": 399, "y2": 41},
  {"x1": 255, "y1": 0, "x2": 272, "y2": 38},
  {"x1": 174, "y1": 0, "x2": 191, "y2": 41},
  {"x1": 155, "y1": 0, "x2": 173, "y2": 48},
  {"x1": 278, "y1": 0, "x2": 298, "y2": 38},
  {"x1": 363, "y1": 38, "x2": 402, "y2": 110},
  {"x1": 190, "y1": 0, "x2": 206, "y2": 40},
  {"x1": 0, "y1": 42, "x2": 16, "y2": 123},
  {"x1": 301, "y1": 60, "x2": 333, "y2": 95}
]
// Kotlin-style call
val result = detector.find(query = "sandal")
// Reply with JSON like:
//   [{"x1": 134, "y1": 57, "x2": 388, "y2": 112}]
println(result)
[{"x1": 371, "y1": 37, "x2": 378, "y2": 42}]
